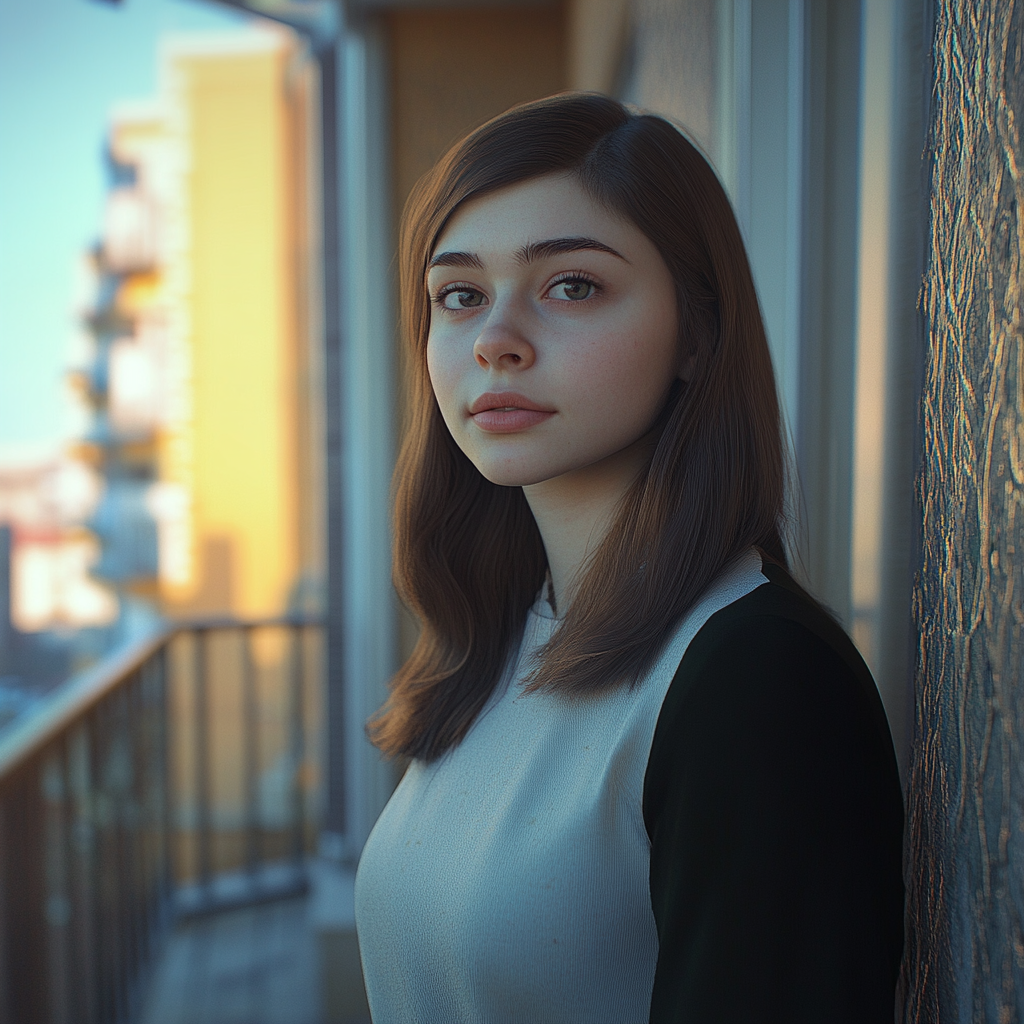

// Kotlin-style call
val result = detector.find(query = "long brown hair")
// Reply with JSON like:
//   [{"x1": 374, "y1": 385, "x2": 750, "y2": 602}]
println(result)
[{"x1": 368, "y1": 93, "x2": 787, "y2": 762}]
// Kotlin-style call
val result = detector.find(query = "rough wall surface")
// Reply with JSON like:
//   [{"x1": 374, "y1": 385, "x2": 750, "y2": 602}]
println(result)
[{"x1": 905, "y1": 1, "x2": 1024, "y2": 1019}]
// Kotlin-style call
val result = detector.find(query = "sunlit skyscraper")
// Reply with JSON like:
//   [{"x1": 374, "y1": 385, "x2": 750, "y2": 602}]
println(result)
[{"x1": 78, "y1": 25, "x2": 323, "y2": 623}]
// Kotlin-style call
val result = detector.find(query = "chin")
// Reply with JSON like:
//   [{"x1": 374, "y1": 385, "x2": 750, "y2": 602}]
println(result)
[
  {"x1": 476, "y1": 468, "x2": 543, "y2": 488},
  {"x1": 471, "y1": 459, "x2": 562, "y2": 489}
]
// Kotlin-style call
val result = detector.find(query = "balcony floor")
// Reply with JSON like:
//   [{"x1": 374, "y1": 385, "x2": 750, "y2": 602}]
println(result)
[{"x1": 139, "y1": 895, "x2": 327, "y2": 1024}]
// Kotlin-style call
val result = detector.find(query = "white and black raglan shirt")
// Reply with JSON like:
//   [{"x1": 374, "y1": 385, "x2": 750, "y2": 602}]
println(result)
[{"x1": 354, "y1": 549, "x2": 904, "y2": 1024}]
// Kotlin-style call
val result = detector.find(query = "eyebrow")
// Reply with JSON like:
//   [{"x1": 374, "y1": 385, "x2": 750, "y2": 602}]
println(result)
[
  {"x1": 427, "y1": 235, "x2": 627, "y2": 270},
  {"x1": 428, "y1": 250, "x2": 484, "y2": 270},
  {"x1": 515, "y1": 236, "x2": 627, "y2": 265}
]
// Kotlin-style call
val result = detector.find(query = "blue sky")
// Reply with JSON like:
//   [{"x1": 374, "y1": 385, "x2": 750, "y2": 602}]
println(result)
[{"x1": 0, "y1": 0, "x2": 251, "y2": 456}]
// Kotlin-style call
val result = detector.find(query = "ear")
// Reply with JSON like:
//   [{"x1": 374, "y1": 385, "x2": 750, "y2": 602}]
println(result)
[{"x1": 678, "y1": 353, "x2": 697, "y2": 382}]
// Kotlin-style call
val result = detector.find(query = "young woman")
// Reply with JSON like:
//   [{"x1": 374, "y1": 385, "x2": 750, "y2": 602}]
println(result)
[{"x1": 354, "y1": 94, "x2": 904, "y2": 1023}]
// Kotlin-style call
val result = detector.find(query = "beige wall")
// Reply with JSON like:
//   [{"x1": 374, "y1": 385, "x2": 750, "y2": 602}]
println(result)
[
  {"x1": 567, "y1": 0, "x2": 630, "y2": 93},
  {"x1": 387, "y1": 4, "x2": 568, "y2": 213}
]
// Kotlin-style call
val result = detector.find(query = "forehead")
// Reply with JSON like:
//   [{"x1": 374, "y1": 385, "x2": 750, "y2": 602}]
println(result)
[{"x1": 433, "y1": 172, "x2": 637, "y2": 258}]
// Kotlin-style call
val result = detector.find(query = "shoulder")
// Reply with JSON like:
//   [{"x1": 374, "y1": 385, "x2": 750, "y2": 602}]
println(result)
[
  {"x1": 671, "y1": 560, "x2": 876, "y2": 705},
  {"x1": 655, "y1": 559, "x2": 892, "y2": 745},
  {"x1": 642, "y1": 560, "x2": 906, "y2": 1020},
  {"x1": 643, "y1": 560, "x2": 903, "y2": 838}
]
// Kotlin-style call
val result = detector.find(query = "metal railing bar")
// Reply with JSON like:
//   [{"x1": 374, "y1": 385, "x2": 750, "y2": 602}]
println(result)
[
  {"x1": 2, "y1": 761, "x2": 50, "y2": 1021},
  {"x1": 124, "y1": 676, "x2": 144, "y2": 1024},
  {"x1": 88, "y1": 706, "x2": 114, "y2": 1024},
  {"x1": 136, "y1": 664, "x2": 154, "y2": 971},
  {"x1": 143, "y1": 654, "x2": 166, "y2": 953},
  {"x1": 113, "y1": 687, "x2": 131, "y2": 1024},
  {"x1": 242, "y1": 626, "x2": 261, "y2": 878},
  {"x1": 126, "y1": 672, "x2": 146, "y2": 1016},
  {"x1": 0, "y1": 626, "x2": 171, "y2": 781},
  {"x1": 57, "y1": 737, "x2": 77, "y2": 1024},
  {"x1": 158, "y1": 644, "x2": 173, "y2": 913},
  {"x1": 55, "y1": 739, "x2": 75, "y2": 1024},
  {"x1": 70, "y1": 720, "x2": 99, "y2": 1024},
  {"x1": 130, "y1": 658, "x2": 168, "y2": 1024},
  {"x1": 111, "y1": 694, "x2": 130, "y2": 1024},
  {"x1": 289, "y1": 624, "x2": 305, "y2": 867},
  {"x1": 0, "y1": 619, "x2": 318, "y2": 787},
  {"x1": 0, "y1": 616, "x2": 323, "y2": 1020},
  {"x1": 194, "y1": 631, "x2": 212, "y2": 894}
]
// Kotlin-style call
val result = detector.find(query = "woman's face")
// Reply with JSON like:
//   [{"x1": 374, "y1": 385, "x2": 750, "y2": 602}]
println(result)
[{"x1": 426, "y1": 172, "x2": 682, "y2": 490}]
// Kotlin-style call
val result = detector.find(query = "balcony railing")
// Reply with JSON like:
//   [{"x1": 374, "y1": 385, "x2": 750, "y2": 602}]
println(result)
[{"x1": 0, "y1": 614, "x2": 323, "y2": 1024}]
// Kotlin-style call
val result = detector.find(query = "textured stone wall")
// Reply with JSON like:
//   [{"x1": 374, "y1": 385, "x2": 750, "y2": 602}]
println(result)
[{"x1": 904, "y1": 1, "x2": 1024, "y2": 1019}]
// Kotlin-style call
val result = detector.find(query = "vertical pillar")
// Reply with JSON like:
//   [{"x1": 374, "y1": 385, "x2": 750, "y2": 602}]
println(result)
[
  {"x1": 310, "y1": 12, "x2": 393, "y2": 1022},
  {"x1": 318, "y1": 39, "x2": 349, "y2": 856},
  {"x1": 722, "y1": 1, "x2": 864, "y2": 623},
  {"x1": 795, "y1": 0, "x2": 863, "y2": 624},
  {"x1": 848, "y1": 0, "x2": 930, "y2": 774},
  {"x1": 339, "y1": 12, "x2": 398, "y2": 863}
]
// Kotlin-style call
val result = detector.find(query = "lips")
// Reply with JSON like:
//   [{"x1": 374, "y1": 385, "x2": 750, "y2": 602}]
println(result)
[{"x1": 469, "y1": 392, "x2": 555, "y2": 433}]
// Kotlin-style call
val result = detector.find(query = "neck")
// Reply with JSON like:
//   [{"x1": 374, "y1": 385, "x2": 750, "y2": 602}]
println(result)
[{"x1": 522, "y1": 435, "x2": 654, "y2": 613}]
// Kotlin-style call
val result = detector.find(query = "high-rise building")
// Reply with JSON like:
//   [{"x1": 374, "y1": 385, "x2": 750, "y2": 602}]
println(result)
[{"x1": 78, "y1": 25, "x2": 323, "y2": 623}]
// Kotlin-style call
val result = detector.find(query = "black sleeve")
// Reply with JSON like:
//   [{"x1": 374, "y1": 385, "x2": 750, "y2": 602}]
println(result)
[{"x1": 642, "y1": 593, "x2": 905, "y2": 1024}]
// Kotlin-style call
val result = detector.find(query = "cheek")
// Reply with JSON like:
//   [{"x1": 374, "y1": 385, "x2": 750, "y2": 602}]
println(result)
[
  {"x1": 578, "y1": 311, "x2": 680, "y2": 411},
  {"x1": 426, "y1": 336, "x2": 464, "y2": 433},
  {"x1": 425, "y1": 337, "x2": 449, "y2": 403}
]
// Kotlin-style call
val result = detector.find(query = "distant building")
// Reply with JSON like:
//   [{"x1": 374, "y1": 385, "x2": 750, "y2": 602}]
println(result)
[
  {"x1": 0, "y1": 456, "x2": 117, "y2": 708},
  {"x1": 0, "y1": 455, "x2": 116, "y2": 632},
  {"x1": 77, "y1": 26, "x2": 323, "y2": 623}
]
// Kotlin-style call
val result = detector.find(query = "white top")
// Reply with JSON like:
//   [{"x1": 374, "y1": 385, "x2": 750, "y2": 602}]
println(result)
[{"x1": 354, "y1": 549, "x2": 768, "y2": 1024}]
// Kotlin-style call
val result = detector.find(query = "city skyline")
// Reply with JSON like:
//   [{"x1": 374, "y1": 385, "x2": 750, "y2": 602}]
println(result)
[{"x1": 0, "y1": 0, "x2": 251, "y2": 456}]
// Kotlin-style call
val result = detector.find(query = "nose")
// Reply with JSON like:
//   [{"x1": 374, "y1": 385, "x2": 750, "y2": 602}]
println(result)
[{"x1": 473, "y1": 322, "x2": 535, "y2": 371}]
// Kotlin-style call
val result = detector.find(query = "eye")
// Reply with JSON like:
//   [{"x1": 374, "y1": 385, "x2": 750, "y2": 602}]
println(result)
[
  {"x1": 547, "y1": 275, "x2": 598, "y2": 301},
  {"x1": 436, "y1": 286, "x2": 487, "y2": 309}
]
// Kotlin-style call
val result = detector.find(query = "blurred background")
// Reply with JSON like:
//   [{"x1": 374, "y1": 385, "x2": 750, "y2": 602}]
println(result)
[{"x1": 0, "y1": 0, "x2": 933, "y2": 1021}]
